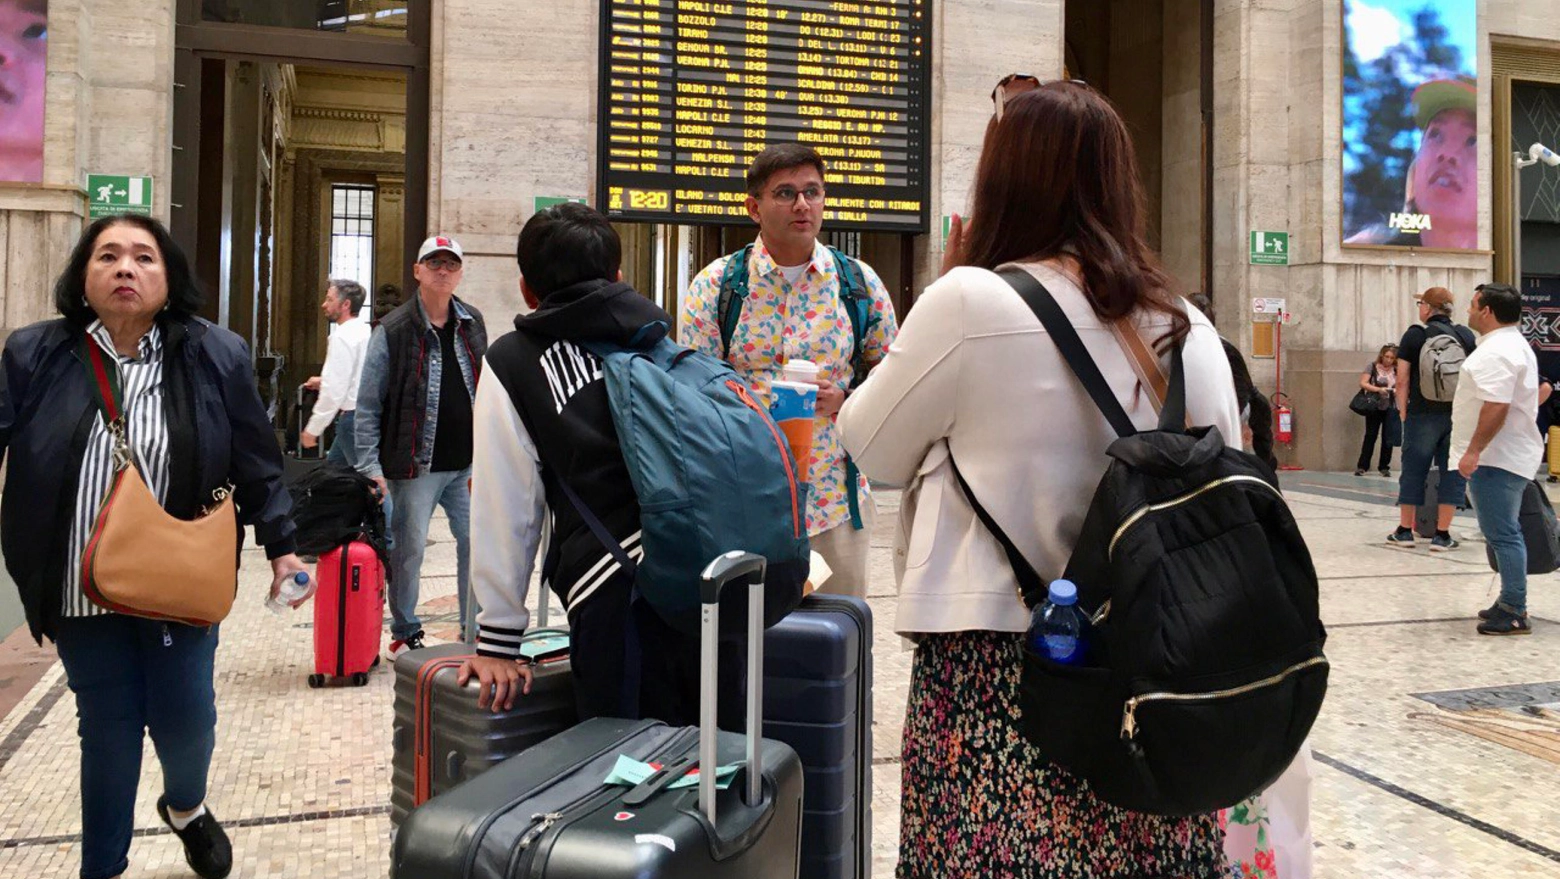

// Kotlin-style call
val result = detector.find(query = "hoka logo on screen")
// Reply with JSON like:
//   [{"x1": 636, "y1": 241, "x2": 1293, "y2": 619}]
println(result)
[{"x1": 1389, "y1": 212, "x2": 1432, "y2": 233}]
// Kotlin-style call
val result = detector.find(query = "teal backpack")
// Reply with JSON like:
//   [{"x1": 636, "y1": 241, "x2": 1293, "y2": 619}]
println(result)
[
  {"x1": 717, "y1": 244, "x2": 877, "y2": 529},
  {"x1": 568, "y1": 332, "x2": 810, "y2": 635}
]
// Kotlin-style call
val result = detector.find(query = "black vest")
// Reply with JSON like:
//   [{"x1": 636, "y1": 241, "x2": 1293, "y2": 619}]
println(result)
[{"x1": 376, "y1": 296, "x2": 487, "y2": 479}]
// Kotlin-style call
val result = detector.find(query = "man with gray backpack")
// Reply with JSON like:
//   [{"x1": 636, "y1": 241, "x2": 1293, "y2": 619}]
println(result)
[{"x1": 1390, "y1": 286, "x2": 1477, "y2": 550}]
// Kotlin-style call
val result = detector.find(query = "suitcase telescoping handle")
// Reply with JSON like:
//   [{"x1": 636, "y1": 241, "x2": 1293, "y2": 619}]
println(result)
[{"x1": 698, "y1": 551, "x2": 767, "y2": 825}]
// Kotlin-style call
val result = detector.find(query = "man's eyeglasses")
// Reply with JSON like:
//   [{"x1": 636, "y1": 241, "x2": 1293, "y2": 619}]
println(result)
[
  {"x1": 991, "y1": 74, "x2": 1088, "y2": 121},
  {"x1": 422, "y1": 257, "x2": 463, "y2": 272},
  {"x1": 770, "y1": 185, "x2": 825, "y2": 206}
]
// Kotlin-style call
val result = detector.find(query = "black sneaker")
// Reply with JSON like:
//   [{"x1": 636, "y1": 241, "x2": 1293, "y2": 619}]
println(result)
[
  {"x1": 1430, "y1": 533, "x2": 1460, "y2": 552},
  {"x1": 1386, "y1": 528, "x2": 1416, "y2": 548},
  {"x1": 157, "y1": 797, "x2": 232, "y2": 879},
  {"x1": 1354, "y1": 469, "x2": 1365, "y2": 477},
  {"x1": 1477, "y1": 606, "x2": 1532, "y2": 636},
  {"x1": 1379, "y1": 468, "x2": 1391, "y2": 477}
]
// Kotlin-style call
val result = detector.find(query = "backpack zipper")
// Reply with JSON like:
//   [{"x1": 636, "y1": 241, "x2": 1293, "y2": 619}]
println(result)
[
  {"x1": 1119, "y1": 655, "x2": 1328, "y2": 740},
  {"x1": 1108, "y1": 475, "x2": 1282, "y2": 559},
  {"x1": 1090, "y1": 474, "x2": 1284, "y2": 625},
  {"x1": 728, "y1": 381, "x2": 802, "y2": 540}
]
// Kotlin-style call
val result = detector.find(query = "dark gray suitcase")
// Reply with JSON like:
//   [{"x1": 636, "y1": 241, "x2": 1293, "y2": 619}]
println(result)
[
  {"x1": 390, "y1": 618, "x2": 576, "y2": 826},
  {"x1": 1415, "y1": 470, "x2": 1440, "y2": 538},
  {"x1": 763, "y1": 594, "x2": 872, "y2": 879},
  {"x1": 1484, "y1": 478, "x2": 1560, "y2": 575},
  {"x1": 391, "y1": 551, "x2": 804, "y2": 879}
]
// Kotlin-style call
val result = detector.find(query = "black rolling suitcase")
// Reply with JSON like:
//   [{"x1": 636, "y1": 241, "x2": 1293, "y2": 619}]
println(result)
[
  {"x1": 1484, "y1": 478, "x2": 1560, "y2": 575},
  {"x1": 390, "y1": 624, "x2": 576, "y2": 826},
  {"x1": 763, "y1": 594, "x2": 872, "y2": 879},
  {"x1": 391, "y1": 552, "x2": 804, "y2": 879}
]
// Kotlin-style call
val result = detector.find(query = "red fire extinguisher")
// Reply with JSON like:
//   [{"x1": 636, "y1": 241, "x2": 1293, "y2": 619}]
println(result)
[{"x1": 1272, "y1": 392, "x2": 1294, "y2": 445}]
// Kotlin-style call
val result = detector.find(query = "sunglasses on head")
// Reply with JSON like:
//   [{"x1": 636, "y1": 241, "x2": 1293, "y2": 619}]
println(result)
[{"x1": 991, "y1": 74, "x2": 1089, "y2": 121}]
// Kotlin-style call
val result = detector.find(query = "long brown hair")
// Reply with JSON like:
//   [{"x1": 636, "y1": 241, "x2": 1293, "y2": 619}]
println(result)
[{"x1": 962, "y1": 82, "x2": 1188, "y2": 347}]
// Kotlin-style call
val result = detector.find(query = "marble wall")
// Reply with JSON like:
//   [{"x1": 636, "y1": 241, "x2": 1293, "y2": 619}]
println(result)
[{"x1": 0, "y1": 0, "x2": 175, "y2": 343}]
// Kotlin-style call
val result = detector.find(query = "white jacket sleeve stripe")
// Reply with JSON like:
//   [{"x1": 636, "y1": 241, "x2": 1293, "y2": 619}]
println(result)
[{"x1": 471, "y1": 357, "x2": 545, "y2": 658}]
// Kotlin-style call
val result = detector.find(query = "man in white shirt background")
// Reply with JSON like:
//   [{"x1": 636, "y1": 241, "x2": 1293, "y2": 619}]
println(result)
[
  {"x1": 1452, "y1": 282, "x2": 1543, "y2": 636},
  {"x1": 301, "y1": 279, "x2": 372, "y2": 468}
]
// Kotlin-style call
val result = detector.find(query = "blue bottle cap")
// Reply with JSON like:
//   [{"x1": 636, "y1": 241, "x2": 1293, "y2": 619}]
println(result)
[
  {"x1": 293, "y1": 572, "x2": 310, "y2": 584},
  {"x1": 1048, "y1": 579, "x2": 1078, "y2": 606}
]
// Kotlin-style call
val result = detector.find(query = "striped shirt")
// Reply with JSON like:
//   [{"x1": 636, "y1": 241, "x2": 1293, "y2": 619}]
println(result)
[{"x1": 63, "y1": 322, "x2": 172, "y2": 617}]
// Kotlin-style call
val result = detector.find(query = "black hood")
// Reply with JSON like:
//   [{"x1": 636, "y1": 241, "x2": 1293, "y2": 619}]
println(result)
[{"x1": 514, "y1": 279, "x2": 670, "y2": 350}]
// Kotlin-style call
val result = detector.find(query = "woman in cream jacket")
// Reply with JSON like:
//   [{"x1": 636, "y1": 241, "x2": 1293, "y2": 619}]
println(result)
[{"x1": 839, "y1": 81, "x2": 1242, "y2": 878}]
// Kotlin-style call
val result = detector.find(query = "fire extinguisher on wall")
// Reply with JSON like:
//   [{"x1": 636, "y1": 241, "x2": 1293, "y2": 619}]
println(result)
[{"x1": 1272, "y1": 392, "x2": 1294, "y2": 446}]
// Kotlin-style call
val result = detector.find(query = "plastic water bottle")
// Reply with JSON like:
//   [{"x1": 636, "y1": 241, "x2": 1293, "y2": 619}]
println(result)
[
  {"x1": 266, "y1": 571, "x2": 312, "y2": 615},
  {"x1": 1026, "y1": 580, "x2": 1088, "y2": 665}
]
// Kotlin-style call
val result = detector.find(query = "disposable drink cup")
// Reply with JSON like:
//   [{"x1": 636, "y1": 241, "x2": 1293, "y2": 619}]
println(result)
[
  {"x1": 782, "y1": 359, "x2": 820, "y2": 385},
  {"x1": 770, "y1": 380, "x2": 817, "y2": 483}
]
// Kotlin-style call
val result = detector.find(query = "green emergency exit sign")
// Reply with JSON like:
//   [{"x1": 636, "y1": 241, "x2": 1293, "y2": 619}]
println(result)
[
  {"x1": 1249, "y1": 231, "x2": 1289, "y2": 266},
  {"x1": 87, "y1": 174, "x2": 153, "y2": 219}
]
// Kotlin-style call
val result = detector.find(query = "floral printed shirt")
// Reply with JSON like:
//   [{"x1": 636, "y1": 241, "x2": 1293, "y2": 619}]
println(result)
[{"x1": 681, "y1": 236, "x2": 898, "y2": 536}]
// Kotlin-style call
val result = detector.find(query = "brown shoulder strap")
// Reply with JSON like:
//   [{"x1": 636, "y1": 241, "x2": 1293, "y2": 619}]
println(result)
[{"x1": 1111, "y1": 321, "x2": 1170, "y2": 414}]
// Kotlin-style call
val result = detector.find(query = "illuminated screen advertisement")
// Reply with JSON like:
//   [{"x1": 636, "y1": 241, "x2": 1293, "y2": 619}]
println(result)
[
  {"x1": 0, "y1": 0, "x2": 48, "y2": 184},
  {"x1": 1342, "y1": 0, "x2": 1477, "y2": 250},
  {"x1": 598, "y1": 0, "x2": 931, "y2": 233}
]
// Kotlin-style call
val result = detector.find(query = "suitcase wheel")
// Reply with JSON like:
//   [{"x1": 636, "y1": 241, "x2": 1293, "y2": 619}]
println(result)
[
  {"x1": 351, "y1": 672, "x2": 369, "y2": 687},
  {"x1": 371, "y1": 655, "x2": 381, "y2": 669},
  {"x1": 307, "y1": 674, "x2": 325, "y2": 689}
]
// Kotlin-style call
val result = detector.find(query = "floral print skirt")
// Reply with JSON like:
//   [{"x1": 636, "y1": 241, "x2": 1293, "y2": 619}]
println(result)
[{"x1": 897, "y1": 631, "x2": 1228, "y2": 879}]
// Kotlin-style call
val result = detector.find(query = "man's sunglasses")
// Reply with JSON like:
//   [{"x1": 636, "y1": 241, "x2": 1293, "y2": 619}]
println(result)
[
  {"x1": 421, "y1": 257, "x2": 463, "y2": 272},
  {"x1": 991, "y1": 74, "x2": 1088, "y2": 121}
]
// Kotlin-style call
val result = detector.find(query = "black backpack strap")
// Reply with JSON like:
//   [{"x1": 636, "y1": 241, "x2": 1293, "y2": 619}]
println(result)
[
  {"x1": 551, "y1": 470, "x2": 638, "y2": 579},
  {"x1": 716, "y1": 244, "x2": 755, "y2": 360},
  {"x1": 1158, "y1": 344, "x2": 1186, "y2": 432},
  {"x1": 997, "y1": 268, "x2": 1138, "y2": 438},
  {"x1": 948, "y1": 451, "x2": 1047, "y2": 609}
]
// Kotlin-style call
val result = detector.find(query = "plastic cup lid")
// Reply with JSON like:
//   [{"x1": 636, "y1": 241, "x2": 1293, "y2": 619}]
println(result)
[{"x1": 782, "y1": 359, "x2": 820, "y2": 382}]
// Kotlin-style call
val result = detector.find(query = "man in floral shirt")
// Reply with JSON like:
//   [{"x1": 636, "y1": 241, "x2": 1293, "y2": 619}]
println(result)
[{"x1": 681, "y1": 143, "x2": 898, "y2": 596}]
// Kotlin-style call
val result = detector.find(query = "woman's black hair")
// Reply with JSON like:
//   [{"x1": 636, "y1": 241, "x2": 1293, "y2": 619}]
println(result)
[{"x1": 53, "y1": 214, "x2": 205, "y2": 326}]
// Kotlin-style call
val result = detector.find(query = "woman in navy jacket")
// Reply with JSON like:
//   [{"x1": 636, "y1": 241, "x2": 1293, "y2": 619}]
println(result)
[{"x1": 0, "y1": 215, "x2": 303, "y2": 879}]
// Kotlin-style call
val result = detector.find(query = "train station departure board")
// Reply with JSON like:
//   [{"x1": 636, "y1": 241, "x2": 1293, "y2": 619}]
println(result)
[{"x1": 598, "y1": 0, "x2": 931, "y2": 233}]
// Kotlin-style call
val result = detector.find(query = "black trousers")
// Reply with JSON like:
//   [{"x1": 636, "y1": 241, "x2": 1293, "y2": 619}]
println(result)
[
  {"x1": 564, "y1": 573, "x2": 748, "y2": 731},
  {"x1": 1357, "y1": 410, "x2": 1395, "y2": 471}
]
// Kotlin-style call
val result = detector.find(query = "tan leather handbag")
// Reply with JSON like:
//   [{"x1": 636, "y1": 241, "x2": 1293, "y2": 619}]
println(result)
[{"x1": 79, "y1": 335, "x2": 238, "y2": 625}]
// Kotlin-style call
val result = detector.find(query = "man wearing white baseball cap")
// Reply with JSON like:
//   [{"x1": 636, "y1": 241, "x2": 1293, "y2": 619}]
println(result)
[{"x1": 355, "y1": 235, "x2": 489, "y2": 655}]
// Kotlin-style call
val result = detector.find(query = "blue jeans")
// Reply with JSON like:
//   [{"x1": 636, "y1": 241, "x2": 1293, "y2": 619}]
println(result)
[
  {"x1": 1468, "y1": 466, "x2": 1529, "y2": 614},
  {"x1": 387, "y1": 467, "x2": 474, "y2": 642},
  {"x1": 54, "y1": 616, "x2": 219, "y2": 879},
  {"x1": 325, "y1": 409, "x2": 357, "y2": 469},
  {"x1": 1395, "y1": 410, "x2": 1467, "y2": 510}
]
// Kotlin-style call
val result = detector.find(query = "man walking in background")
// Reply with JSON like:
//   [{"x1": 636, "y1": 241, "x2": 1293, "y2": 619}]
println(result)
[
  {"x1": 1454, "y1": 283, "x2": 1542, "y2": 635},
  {"x1": 1389, "y1": 286, "x2": 1477, "y2": 550},
  {"x1": 301, "y1": 279, "x2": 370, "y2": 468},
  {"x1": 356, "y1": 236, "x2": 488, "y2": 654}
]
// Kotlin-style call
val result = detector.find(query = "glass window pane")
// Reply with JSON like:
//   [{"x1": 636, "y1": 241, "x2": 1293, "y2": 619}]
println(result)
[{"x1": 202, "y1": 0, "x2": 410, "y2": 40}]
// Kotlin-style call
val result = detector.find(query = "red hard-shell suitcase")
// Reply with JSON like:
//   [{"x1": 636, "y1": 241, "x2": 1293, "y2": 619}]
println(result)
[{"x1": 310, "y1": 540, "x2": 384, "y2": 687}]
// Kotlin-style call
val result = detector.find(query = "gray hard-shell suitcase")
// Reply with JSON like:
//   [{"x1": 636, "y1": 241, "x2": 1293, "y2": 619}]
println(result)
[
  {"x1": 390, "y1": 589, "x2": 575, "y2": 827},
  {"x1": 391, "y1": 552, "x2": 804, "y2": 879},
  {"x1": 763, "y1": 594, "x2": 872, "y2": 879}
]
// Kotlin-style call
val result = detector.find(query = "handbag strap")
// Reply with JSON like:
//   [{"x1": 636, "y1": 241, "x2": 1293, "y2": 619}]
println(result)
[
  {"x1": 996, "y1": 268, "x2": 1187, "y2": 436},
  {"x1": 81, "y1": 334, "x2": 134, "y2": 471}
]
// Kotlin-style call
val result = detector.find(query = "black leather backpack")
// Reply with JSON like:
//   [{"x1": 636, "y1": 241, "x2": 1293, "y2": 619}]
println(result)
[{"x1": 951, "y1": 269, "x2": 1328, "y2": 816}]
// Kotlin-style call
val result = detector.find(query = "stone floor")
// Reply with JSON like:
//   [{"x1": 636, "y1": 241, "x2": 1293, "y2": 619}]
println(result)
[{"x1": 0, "y1": 474, "x2": 1558, "y2": 877}]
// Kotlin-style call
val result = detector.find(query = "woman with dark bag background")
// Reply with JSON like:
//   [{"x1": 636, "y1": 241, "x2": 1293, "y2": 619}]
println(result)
[
  {"x1": 1352, "y1": 344, "x2": 1398, "y2": 477},
  {"x1": 839, "y1": 78, "x2": 1240, "y2": 878},
  {"x1": 0, "y1": 215, "x2": 306, "y2": 879}
]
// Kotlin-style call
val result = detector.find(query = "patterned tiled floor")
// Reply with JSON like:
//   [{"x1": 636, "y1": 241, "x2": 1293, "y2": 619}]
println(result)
[{"x1": 1, "y1": 475, "x2": 1558, "y2": 877}]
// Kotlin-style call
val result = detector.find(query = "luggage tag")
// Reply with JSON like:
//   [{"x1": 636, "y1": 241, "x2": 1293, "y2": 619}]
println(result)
[
  {"x1": 603, "y1": 754, "x2": 740, "y2": 790},
  {"x1": 519, "y1": 630, "x2": 570, "y2": 662}
]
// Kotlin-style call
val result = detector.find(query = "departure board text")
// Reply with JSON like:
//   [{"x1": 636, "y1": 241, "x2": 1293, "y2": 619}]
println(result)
[{"x1": 598, "y1": 0, "x2": 930, "y2": 232}]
